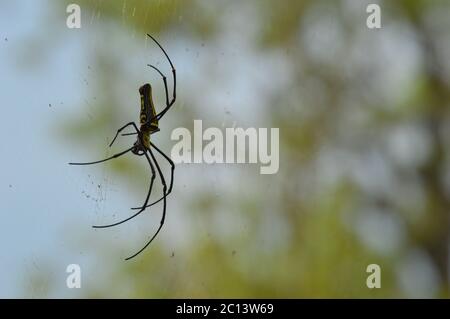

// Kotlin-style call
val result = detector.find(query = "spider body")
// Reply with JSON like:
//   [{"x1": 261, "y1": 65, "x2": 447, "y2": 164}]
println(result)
[
  {"x1": 70, "y1": 34, "x2": 176, "y2": 260},
  {"x1": 132, "y1": 83, "x2": 160, "y2": 154},
  {"x1": 139, "y1": 84, "x2": 159, "y2": 134}
]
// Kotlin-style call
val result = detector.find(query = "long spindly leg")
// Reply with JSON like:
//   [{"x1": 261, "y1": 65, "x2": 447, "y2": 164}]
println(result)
[
  {"x1": 125, "y1": 148, "x2": 167, "y2": 260},
  {"x1": 92, "y1": 149, "x2": 156, "y2": 229},
  {"x1": 130, "y1": 142, "x2": 174, "y2": 210},
  {"x1": 147, "y1": 64, "x2": 169, "y2": 107},
  {"x1": 69, "y1": 146, "x2": 134, "y2": 166},
  {"x1": 147, "y1": 34, "x2": 176, "y2": 122},
  {"x1": 109, "y1": 122, "x2": 141, "y2": 148}
]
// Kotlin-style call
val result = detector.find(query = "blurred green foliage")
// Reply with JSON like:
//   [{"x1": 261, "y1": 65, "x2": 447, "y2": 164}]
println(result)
[{"x1": 39, "y1": 0, "x2": 450, "y2": 297}]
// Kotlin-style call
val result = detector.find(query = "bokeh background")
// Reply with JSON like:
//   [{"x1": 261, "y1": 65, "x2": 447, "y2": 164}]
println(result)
[{"x1": 1, "y1": 0, "x2": 450, "y2": 298}]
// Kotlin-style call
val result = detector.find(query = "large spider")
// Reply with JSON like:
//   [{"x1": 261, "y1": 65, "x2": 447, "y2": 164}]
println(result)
[{"x1": 70, "y1": 34, "x2": 176, "y2": 260}]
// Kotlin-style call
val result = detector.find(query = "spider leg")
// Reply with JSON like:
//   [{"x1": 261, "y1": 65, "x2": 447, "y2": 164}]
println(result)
[
  {"x1": 69, "y1": 146, "x2": 134, "y2": 166},
  {"x1": 109, "y1": 122, "x2": 141, "y2": 147},
  {"x1": 92, "y1": 148, "x2": 156, "y2": 229},
  {"x1": 146, "y1": 34, "x2": 176, "y2": 122},
  {"x1": 147, "y1": 64, "x2": 169, "y2": 107},
  {"x1": 130, "y1": 142, "x2": 174, "y2": 210},
  {"x1": 125, "y1": 147, "x2": 167, "y2": 260}
]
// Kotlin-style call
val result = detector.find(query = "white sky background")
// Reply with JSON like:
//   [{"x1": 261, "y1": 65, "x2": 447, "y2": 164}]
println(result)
[{"x1": 0, "y1": 1, "x2": 95, "y2": 297}]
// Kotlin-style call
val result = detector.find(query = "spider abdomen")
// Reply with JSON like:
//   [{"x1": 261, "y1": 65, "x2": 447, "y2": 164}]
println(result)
[{"x1": 139, "y1": 83, "x2": 158, "y2": 129}]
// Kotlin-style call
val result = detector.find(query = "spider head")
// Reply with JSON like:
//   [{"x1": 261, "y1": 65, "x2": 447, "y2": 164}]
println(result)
[{"x1": 131, "y1": 140, "x2": 145, "y2": 156}]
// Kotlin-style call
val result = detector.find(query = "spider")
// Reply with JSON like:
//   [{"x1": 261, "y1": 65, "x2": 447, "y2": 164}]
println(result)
[{"x1": 70, "y1": 34, "x2": 176, "y2": 260}]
